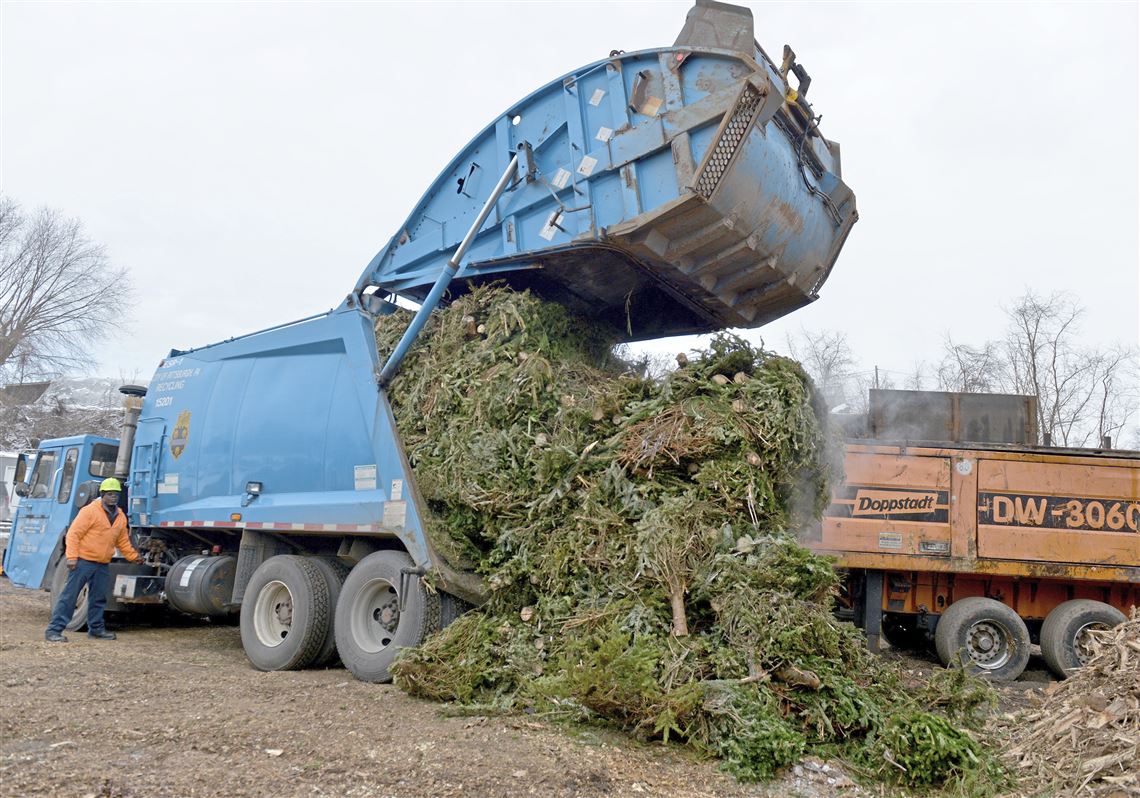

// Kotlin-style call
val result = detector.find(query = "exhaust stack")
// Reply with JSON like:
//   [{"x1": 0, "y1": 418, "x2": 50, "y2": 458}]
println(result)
[{"x1": 115, "y1": 385, "x2": 148, "y2": 481}]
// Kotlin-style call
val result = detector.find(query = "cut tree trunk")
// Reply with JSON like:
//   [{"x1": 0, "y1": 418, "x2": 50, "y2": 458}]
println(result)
[{"x1": 669, "y1": 584, "x2": 689, "y2": 637}]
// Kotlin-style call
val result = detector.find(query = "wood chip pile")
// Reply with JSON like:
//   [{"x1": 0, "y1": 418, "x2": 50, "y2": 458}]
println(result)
[{"x1": 1000, "y1": 610, "x2": 1140, "y2": 796}]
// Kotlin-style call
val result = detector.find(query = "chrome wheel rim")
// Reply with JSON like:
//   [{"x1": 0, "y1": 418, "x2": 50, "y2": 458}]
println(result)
[
  {"x1": 1073, "y1": 622, "x2": 1109, "y2": 666},
  {"x1": 964, "y1": 619, "x2": 1013, "y2": 670},
  {"x1": 349, "y1": 578, "x2": 400, "y2": 654},
  {"x1": 252, "y1": 580, "x2": 293, "y2": 647}
]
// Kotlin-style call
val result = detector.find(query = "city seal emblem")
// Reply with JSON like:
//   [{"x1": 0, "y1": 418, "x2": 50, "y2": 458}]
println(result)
[{"x1": 170, "y1": 410, "x2": 191, "y2": 459}]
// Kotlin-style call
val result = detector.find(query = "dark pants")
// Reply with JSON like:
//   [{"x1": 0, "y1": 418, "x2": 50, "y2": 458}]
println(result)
[{"x1": 46, "y1": 559, "x2": 110, "y2": 635}]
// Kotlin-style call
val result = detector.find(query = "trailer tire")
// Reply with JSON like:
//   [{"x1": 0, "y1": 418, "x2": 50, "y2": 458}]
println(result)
[
  {"x1": 1040, "y1": 600, "x2": 1125, "y2": 679},
  {"x1": 239, "y1": 555, "x2": 330, "y2": 671},
  {"x1": 881, "y1": 613, "x2": 928, "y2": 652},
  {"x1": 49, "y1": 558, "x2": 89, "y2": 632},
  {"x1": 308, "y1": 558, "x2": 350, "y2": 667},
  {"x1": 934, "y1": 597, "x2": 1030, "y2": 681},
  {"x1": 335, "y1": 550, "x2": 440, "y2": 683}
]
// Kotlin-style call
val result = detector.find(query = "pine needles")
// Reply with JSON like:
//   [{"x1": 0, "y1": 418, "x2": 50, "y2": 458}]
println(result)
[{"x1": 377, "y1": 285, "x2": 999, "y2": 790}]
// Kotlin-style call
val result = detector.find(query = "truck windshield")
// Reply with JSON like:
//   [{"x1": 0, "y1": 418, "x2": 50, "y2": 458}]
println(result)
[
  {"x1": 28, "y1": 451, "x2": 58, "y2": 499},
  {"x1": 89, "y1": 444, "x2": 118, "y2": 479}
]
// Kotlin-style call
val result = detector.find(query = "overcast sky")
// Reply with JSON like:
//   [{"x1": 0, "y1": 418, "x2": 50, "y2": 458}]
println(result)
[{"x1": 2, "y1": 1, "x2": 1137, "y2": 389}]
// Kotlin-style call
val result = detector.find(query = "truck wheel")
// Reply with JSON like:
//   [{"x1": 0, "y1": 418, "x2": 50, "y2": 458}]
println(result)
[
  {"x1": 934, "y1": 597, "x2": 1030, "y2": 681},
  {"x1": 440, "y1": 592, "x2": 471, "y2": 629},
  {"x1": 1040, "y1": 600, "x2": 1126, "y2": 679},
  {"x1": 335, "y1": 550, "x2": 440, "y2": 683},
  {"x1": 49, "y1": 559, "x2": 89, "y2": 632},
  {"x1": 308, "y1": 558, "x2": 350, "y2": 667},
  {"x1": 881, "y1": 613, "x2": 927, "y2": 651},
  {"x1": 239, "y1": 555, "x2": 330, "y2": 671}
]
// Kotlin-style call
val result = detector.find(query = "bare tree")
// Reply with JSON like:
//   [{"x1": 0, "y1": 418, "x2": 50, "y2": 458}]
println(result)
[
  {"x1": 1000, "y1": 291, "x2": 1137, "y2": 447},
  {"x1": 935, "y1": 335, "x2": 1003, "y2": 393},
  {"x1": 0, "y1": 197, "x2": 132, "y2": 381},
  {"x1": 903, "y1": 361, "x2": 927, "y2": 391},
  {"x1": 930, "y1": 291, "x2": 1136, "y2": 447},
  {"x1": 785, "y1": 292, "x2": 1135, "y2": 449},
  {"x1": 1125, "y1": 424, "x2": 1140, "y2": 451},
  {"x1": 846, "y1": 368, "x2": 894, "y2": 415},
  {"x1": 1088, "y1": 345, "x2": 1139, "y2": 447},
  {"x1": 784, "y1": 328, "x2": 858, "y2": 411}
]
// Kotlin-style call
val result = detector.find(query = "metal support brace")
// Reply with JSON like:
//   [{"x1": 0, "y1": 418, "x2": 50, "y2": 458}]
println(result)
[
  {"x1": 863, "y1": 569, "x2": 883, "y2": 653},
  {"x1": 398, "y1": 565, "x2": 427, "y2": 612},
  {"x1": 377, "y1": 151, "x2": 522, "y2": 388}
]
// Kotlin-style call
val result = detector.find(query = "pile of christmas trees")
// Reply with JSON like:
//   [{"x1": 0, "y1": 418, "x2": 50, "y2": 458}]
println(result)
[{"x1": 377, "y1": 285, "x2": 996, "y2": 788}]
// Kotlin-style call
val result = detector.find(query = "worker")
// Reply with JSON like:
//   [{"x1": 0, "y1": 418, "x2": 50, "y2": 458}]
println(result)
[{"x1": 44, "y1": 477, "x2": 144, "y2": 643}]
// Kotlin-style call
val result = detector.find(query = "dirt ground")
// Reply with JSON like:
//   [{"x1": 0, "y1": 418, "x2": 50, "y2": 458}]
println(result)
[{"x1": 0, "y1": 579, "x2": 1049, "y2": 798}]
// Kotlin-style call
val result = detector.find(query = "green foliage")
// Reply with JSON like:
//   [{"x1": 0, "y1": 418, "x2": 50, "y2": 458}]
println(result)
[
  {"x1": 391, "y1": 612, "x2": 502, "y2": 703},
  {"x1": 381, "y1": 285, "x2": 1000, "y2": 790},
  {"x1": 917, "y1": 663, "x2": 998, "y2": 726},
  {"x1": 874, "y1": 712, "x2": 988, "y2": 788},
  {"x1": 702, "y1": 684, "x2": 808, "y2": 781}
]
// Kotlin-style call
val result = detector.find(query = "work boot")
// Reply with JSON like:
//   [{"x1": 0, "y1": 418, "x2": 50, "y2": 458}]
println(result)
[
  {"x1": 44, "y1": 631, "x2": 68, "y2": 643},
  {"x1": 87, "y1": 630, "x2": 117, "y2": 640}
]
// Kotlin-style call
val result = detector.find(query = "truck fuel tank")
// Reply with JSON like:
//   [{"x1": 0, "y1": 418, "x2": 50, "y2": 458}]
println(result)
[{"x1": 165, "y1": 555, "x2": 238, "y2": 618}]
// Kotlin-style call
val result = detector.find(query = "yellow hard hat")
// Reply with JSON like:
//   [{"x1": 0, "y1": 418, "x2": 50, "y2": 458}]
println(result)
[{"x1": 100, "y1": 477, "x2": 123, "y2": 493}]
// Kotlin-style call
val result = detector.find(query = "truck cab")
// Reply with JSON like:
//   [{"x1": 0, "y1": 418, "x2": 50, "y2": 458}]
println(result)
[{"x1": 2, "y1": 436, "x2": 121, "y2": 590}]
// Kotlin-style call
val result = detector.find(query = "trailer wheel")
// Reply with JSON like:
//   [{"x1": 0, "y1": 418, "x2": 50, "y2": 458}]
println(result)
[
  {"x1": 239, "y1": 555, "x2": 330, "y2": 671},
  {"x1": 880, "y1": 613, "x2": 929, "y2": 651},
  {"x1": 308, "y1": 558, "x2": 350, "y2": 667},
  {"x1": 335, "y1": 550, "x2": 440, "y2": 683},
  {"x1": 934, "y1": 597, "x2": 1030, "y2": 681},
  {"x1": 1040, "y1": 600, "x2": 1125, "y2": 679},
  {"x1": 49, "y1": 558, "x2": 89, "y2": 632}
]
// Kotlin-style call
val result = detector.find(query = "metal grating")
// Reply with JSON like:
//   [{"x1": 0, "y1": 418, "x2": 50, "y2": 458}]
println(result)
[{"x1": 695, "y1": 84, "x2": 762, "y2": 199}]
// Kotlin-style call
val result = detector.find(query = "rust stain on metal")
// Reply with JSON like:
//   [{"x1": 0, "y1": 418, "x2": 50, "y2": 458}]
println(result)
[
  {"x1": 695, "y1": 76, "x2": 718, "y2": 94},
  {"x1": 773, "y1": 200, "x2": 804, "y2": 235}
]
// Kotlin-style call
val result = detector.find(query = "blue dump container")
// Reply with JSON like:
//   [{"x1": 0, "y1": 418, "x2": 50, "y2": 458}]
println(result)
[{"x1": 356, "y1": 0, "x2": 857, "y2": 340}]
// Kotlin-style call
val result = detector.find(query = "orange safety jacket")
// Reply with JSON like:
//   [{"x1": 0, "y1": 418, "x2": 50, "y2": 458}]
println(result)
[{"x1": 64, "y1": 500, "x2": 141, "y2": 564}]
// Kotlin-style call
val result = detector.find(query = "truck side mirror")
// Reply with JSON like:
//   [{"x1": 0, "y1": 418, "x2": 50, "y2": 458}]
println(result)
[{"x1": 13, "y1": 482, "x2": 29, "y2": 498}]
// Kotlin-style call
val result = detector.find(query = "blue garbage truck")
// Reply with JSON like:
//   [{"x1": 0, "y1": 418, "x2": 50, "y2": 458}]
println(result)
[{"x1": 3, "y1": 0, "x2": 857, "y2": 682}]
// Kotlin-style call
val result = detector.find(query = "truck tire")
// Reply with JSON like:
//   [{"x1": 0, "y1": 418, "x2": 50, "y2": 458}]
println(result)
[
  {"x1": 934, "y1": 597, "x2": 1030, "y2": 681},
  {"x1": 335, "y1": 550, "x2": 440, "y2": 683},
  {"x1": 1040, "y1": 600, "x2": 1126, "y2": 679},
  {"x1": 239, "y1": 555, "x2": 330, "y2": 671},
  {"x1": 308, "y1": 557, "x2": 350, "y2": 667},
  {"x1": 49, "y1": 559, "x2": 89, "y2": 632},
  {"x1": 440, "y1": 592, "x2": 471, "y2": 629},
  {"x1": 881, "y1": 613, "x2": 928, "y2": 651}
]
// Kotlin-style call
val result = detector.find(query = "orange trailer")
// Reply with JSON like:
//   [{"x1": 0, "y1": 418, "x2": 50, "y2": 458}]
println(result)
[{"x1": 807, "y1": 439, "x2": 1140, "y2": 680}]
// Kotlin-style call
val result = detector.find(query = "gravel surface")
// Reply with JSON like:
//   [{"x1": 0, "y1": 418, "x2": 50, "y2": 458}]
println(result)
[{"x1": 0, "y1": 579, "x2": 878, "y2": 798}]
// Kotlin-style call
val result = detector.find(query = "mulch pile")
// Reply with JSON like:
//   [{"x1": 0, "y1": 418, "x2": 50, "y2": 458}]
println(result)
[{"x1": 1000, "y1": 610, "x2": 1140, "y2": 796}]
